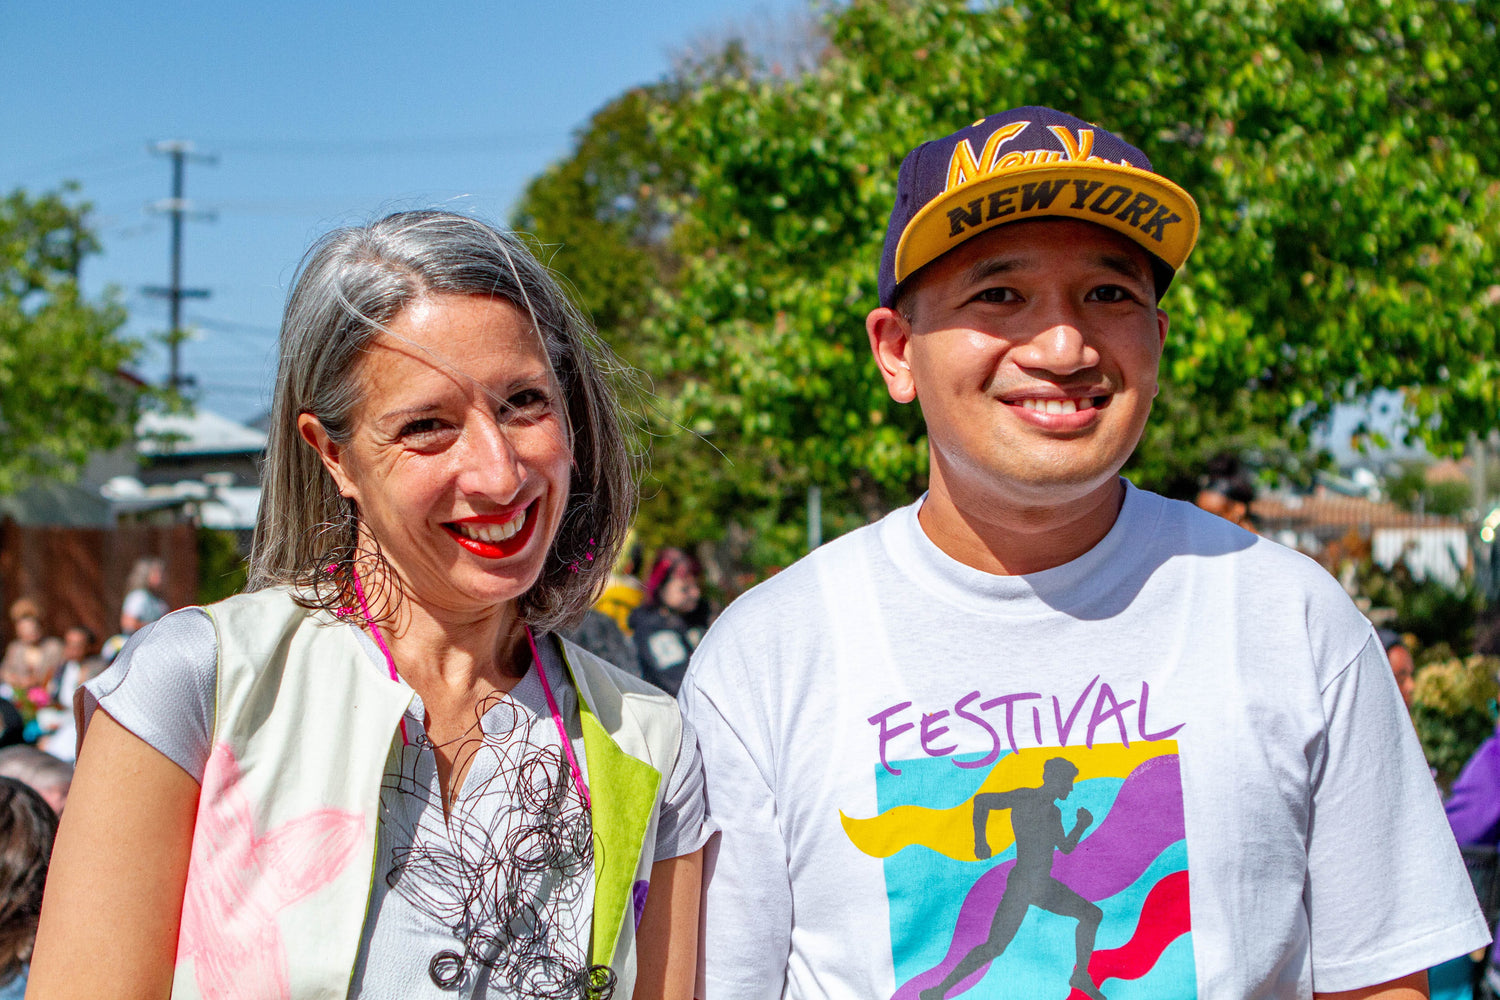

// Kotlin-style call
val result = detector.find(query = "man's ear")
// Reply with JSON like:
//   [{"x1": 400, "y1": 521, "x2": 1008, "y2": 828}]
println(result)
[
  {"x1": 866, "y1": 307, "x2": 917, "y2": 404},
  {"x1": 297, "y1": 412, "x2": 359, "y2": 501}
]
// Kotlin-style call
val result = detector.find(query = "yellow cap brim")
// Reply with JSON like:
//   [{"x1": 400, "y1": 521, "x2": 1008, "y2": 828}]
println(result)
[{"x1": 894, "y1": 160, "x2": 1200, "y2": 288}]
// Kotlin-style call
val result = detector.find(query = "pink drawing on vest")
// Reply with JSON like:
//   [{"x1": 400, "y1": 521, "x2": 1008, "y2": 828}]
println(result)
[{"x1": 177, "y1": 743, "x2": 366, "y2": 1000}]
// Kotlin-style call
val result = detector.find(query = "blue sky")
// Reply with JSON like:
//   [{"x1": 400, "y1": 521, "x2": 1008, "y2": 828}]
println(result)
[{"x1": 2, "y1": 0, "x2": 808, "y2": 423}]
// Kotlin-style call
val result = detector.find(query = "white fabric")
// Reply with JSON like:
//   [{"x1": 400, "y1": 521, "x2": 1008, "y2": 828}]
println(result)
[{"x1": 681, "y1": 483, "x2": 1489, "y2": 1000}]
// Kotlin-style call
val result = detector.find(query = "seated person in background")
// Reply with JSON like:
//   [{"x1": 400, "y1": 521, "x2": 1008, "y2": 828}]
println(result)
[
  {"x1": 0, "y1": 601, "x2": 62, "y2": 699},
  {"x1": 34, "y1": 627, "x2": 102, "y2": 763},
  {"x1": 629, "y1": 548, "x2": 709, "y2": 697},
  {"x1": 0, "y1": 776, "x2": 59, "y2": 1000}
]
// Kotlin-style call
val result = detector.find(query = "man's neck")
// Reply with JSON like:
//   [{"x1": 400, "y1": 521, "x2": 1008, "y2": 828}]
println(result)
[{"x1": 916, "y1": 475, "x2": 1126, "y2": 576}]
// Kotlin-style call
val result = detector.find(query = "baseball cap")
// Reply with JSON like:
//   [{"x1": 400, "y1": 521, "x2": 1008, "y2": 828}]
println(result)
[{"x1": 877, "y1": 106, "x2": 1199, "y2": 306}]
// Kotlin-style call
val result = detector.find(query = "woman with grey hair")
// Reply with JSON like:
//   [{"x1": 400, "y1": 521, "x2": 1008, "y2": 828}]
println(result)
[
  {"x1": 119, "y1": 557, "x2": 168, "y2": 635},
  {"x1": 32, "y1": 211, "x2": 707, "y2": 999}
]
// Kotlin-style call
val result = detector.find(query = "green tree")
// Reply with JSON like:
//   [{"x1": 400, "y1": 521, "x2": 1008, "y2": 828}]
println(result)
[
  {"x1": 0, "y1": 186, "x2": 144, "y2": 494},
  {"x1": 522, "y1": 0, "x2": 1500, "y2": 582}
]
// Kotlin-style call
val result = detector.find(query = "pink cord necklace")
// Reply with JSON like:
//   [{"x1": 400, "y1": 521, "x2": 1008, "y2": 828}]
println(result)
[{"x1": 349, "y1": 566, "x2": 589, "y2": 807}]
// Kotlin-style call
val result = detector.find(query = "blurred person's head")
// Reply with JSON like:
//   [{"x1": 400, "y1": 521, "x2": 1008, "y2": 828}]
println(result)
[
  {"x1": 126, "y1": 556, "x2": 166, "y2": 594},
  {"x1": 0, "y1": 776, "x2": 56, "y2": 983},
  {"x1": 0, "y1": 747, "x2": 72, "y2": 816},
  {"x1": 6, "y1": 601, "x2": 42, "y2": 646},
  {"x1": 1195, "y1": 455, "x2": 1257, "y2": 532},
  {"x1": 61, "y1": 626, "x2": 95, "y2": 664},
  {"x1": 645, "y1": 548, "x2": 703, "y2": 615},
  {"x1": 1377, "y1": 628, "x2": 1416, "y2": 708}
]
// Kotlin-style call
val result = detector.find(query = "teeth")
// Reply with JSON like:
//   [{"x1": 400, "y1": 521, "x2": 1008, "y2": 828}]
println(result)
[
  {"x1": 454, "y1": 510, "x2": 526, "y2": 544},
  {"x1": 1020, "y1": 398, "x2": 1097, "y2": 414}
]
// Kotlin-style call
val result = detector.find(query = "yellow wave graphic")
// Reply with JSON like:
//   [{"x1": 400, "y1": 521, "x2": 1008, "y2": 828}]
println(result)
[{"x1": 839, "y1": 741, "x2": 1176, "y2": 861}]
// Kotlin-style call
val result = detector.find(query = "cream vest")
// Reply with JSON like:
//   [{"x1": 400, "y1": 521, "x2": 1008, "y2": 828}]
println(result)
[{"x1": 171, "y1": 588, "x2": 681, "y2": 999}]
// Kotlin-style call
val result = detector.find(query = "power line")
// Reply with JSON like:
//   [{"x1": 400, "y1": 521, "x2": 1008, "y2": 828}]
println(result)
[{"x1": 207, "y1": 130, "x2": 568, "y2": 158}]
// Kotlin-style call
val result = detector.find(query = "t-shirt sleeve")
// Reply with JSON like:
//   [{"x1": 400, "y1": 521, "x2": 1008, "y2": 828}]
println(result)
[
  {"x1": 79, "y1": 607, "x2": 216, "y2": 783},
  {"x1": 1305, "y1": 632, "x2": 1492, "y2": 991},
  {"x1": 678, "y1": 627, "x2": 792, "y2": 1000},
  {"x1": 651, "y1": 714, "x2": 716, "y2": 862}
]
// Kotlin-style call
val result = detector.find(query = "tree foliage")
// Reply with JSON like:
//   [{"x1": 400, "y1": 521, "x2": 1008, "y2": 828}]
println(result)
[
  {"x1": 0, "y1": 186, "x2": 143, "y2": 494},
  {"x1": 519, "y1": 0, "x2": 1500, "y2": 578}
]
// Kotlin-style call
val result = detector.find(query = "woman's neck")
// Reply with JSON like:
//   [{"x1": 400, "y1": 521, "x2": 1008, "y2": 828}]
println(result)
[{"x1": 352, "y1": 564, "x2": 529, "y2": 697}]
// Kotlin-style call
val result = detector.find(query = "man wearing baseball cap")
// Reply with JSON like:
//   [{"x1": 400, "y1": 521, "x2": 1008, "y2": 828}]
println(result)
[{"x1": 680, "y1": 106, "x2": 1489, "y2": 999}]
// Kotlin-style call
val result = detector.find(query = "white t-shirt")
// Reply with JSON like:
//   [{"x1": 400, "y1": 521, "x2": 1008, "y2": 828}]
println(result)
[{"x1": 680, "y1": 483, "x2": 1489, "y2": 1000}]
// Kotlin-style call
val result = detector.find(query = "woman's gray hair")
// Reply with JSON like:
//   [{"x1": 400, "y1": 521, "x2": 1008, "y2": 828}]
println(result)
[{"x1": 249, "y1": 210, "x2": 637, "y2": 634}]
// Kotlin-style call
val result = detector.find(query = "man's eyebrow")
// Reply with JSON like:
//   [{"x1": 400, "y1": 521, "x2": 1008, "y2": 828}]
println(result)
[
  {"x1": 962, "y1": 254, "x2": 1032, "y2": 286},
  {"x1": 1094, "y1": 251, "x2": 1149, "y2": 284}
]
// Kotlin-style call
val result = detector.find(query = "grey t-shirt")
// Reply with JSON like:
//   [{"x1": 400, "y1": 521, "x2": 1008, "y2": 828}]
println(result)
[{"x1": 84, "y1": 610, "x2": 711, "y2": 997}]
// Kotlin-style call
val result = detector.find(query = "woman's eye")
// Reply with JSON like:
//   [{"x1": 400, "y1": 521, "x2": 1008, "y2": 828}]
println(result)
[
  {"x1": 501, "y1": 389, "x2": 552, "y2": 420},
  {"x1": 398, "y1": 418, "x2": 451, "y2": 444}
]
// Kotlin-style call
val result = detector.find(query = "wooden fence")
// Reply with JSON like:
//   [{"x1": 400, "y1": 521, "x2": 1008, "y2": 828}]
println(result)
[{"x1": 0, "y1": 519, "x2": 198, "y2": 645}]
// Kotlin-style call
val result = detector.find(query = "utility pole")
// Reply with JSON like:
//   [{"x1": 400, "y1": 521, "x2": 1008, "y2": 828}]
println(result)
[{"x1": 143, "y1": 140, "x2": 216, "y2": 391}]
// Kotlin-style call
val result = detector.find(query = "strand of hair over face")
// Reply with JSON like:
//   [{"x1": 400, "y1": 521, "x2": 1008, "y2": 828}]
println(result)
[{"x1": 248, "y1": 210, "x2": 640, "y2": 637}]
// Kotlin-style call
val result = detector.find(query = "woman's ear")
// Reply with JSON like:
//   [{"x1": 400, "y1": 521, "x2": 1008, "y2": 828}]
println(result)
[{"x1": 297, "y1": 413, "x2": 360, "y2": 501}]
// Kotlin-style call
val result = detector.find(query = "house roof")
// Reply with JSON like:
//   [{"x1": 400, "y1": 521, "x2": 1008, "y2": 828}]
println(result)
[
  {"x1": 1251, "y1": 490, "x2": 1465, "y2": 532},
  {"x1": 137, "y1": 408, "x2": 267, "y2": 457}
]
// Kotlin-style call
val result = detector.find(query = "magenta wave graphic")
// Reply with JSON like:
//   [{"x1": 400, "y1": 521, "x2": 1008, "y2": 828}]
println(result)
[
  {"x1": 1066, "y1": 870, "x2": 1191, "y2": 998},
  {"x1": 891, "y1": 756, "x2": 1185, "y2": 1000}
]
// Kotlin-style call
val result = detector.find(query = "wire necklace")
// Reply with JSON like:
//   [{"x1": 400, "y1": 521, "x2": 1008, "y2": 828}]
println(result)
[{"x1": 348, "y1": 567, "x2": 613, "y2": 997}]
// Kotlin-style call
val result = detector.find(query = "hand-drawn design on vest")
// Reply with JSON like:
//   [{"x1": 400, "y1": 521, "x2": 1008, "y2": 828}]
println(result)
[
  {"x1": 844, "y1": 742, "x2": 1194, "y2": 1000},
  {"x1": 177, "y1": 742, "x2": 366, "y2": 1000},
  {"x1": 380, "y1": 692, "x2": 607, "y2": 997}
]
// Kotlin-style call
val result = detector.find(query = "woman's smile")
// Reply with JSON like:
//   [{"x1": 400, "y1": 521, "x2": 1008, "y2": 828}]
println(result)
[{"x1": 442, "y1": 501, "x2": 540, "y2": 559}]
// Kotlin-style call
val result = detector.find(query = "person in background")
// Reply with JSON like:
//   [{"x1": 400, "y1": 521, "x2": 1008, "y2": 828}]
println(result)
[
  {"x1": 0, "y1": 777, "x2": 58, "y2": 1000},
  {"x1": 118, "y1": 557, "x2": 167, "y2": 636},
  {"x1": 34, "y1": 627, "x2": 102, "y2": 763},
  {"x1": 0, "y1": 748, "x2": 71, "y2": 818},
  {"x1": 597, "y1": 535, "x2": 645, "y2": 636},
  {"x1": 0, "y1": 601, "x2": 62, "y2": 699},
  {"x1": 1194, "y1": 453, "x2": 1258, "y2": 532},
  {"x1": 563, "y1": 608, "x2": 642, "y2": 679},
  {"x1": 1378, "y1": 628, "x2": 1417, "y2": 710},
  {"x1": 630, "y1": 548, "x2": 709, "y2": 697},
  {"x1": 1445, "y1": 716, "x2": 1500, "y2": 1000}
]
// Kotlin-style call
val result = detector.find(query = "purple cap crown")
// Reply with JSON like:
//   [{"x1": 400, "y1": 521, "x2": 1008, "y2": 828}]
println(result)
[{"x1": 877, "y1": 106, "x2": 1199, "y2": 306}]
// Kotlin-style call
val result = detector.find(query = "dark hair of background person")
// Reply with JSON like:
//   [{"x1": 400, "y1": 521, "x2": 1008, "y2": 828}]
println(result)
[
  {"x1": 643, "y1": 548, "x2": 702, "y2": 608},
  {"x1": 0, "y1": 777, "x2": 57, "y2": 982}
]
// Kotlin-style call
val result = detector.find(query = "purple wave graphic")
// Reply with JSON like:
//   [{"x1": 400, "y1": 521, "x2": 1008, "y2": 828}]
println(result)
[{"x1": 892, "y1": 756, "x2": 1185, "y2": 1000}]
